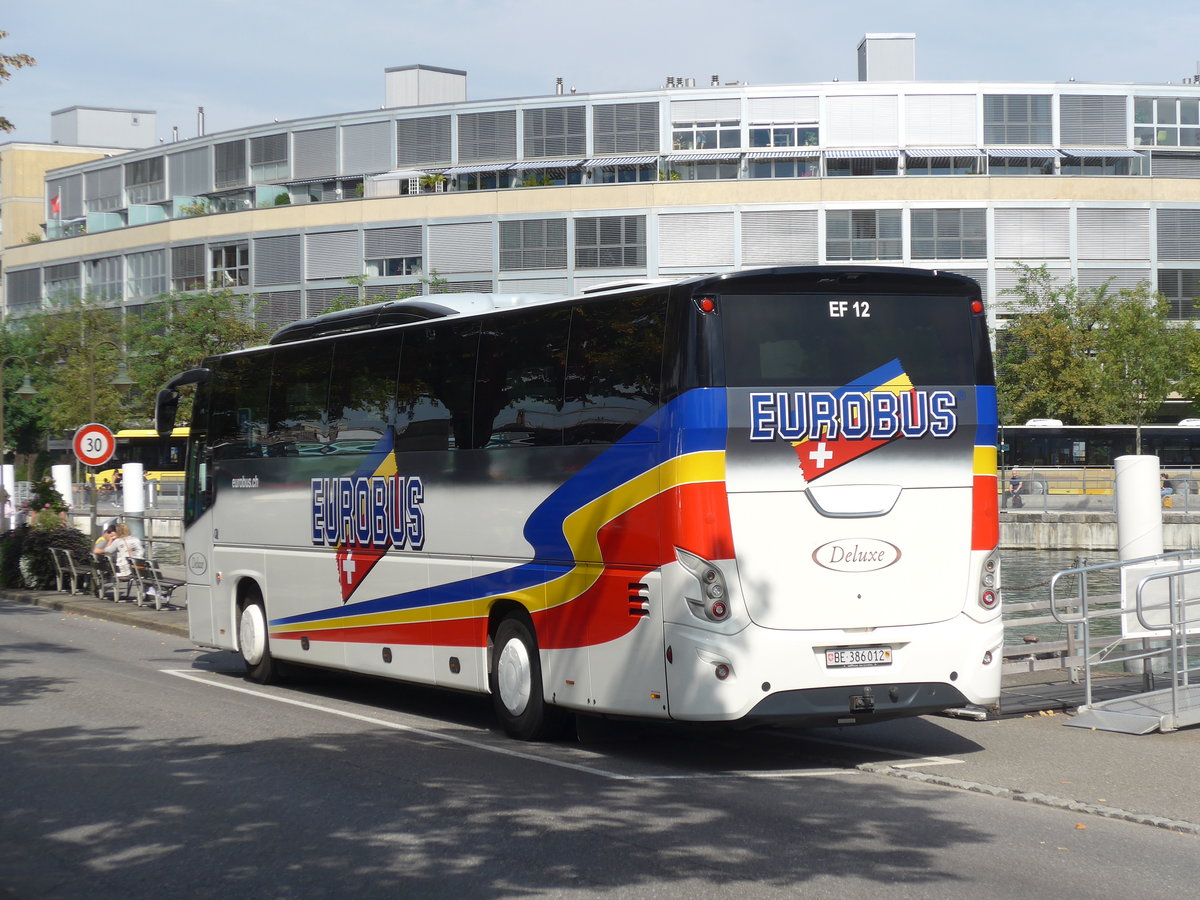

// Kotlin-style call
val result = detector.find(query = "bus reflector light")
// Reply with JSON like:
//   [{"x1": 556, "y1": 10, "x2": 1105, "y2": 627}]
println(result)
[
  {"x1": 982, "y1": 650, "x2": 994, "y2": 665},
  {"x1": 980, "y1": 589, "x2": 997, "y2": 609},
  {"x1": 711, "y1": 600, "x2": 728, "y2": 619},
  {"x1": 715, "y1": 663, "x2": 730, "y2": 680},
  {"x1": 971, "y1": 299, "x2": 984, "y2": 315},
  {"x1": 694, "y1": 295, "x2": 718, "y2": 314}
]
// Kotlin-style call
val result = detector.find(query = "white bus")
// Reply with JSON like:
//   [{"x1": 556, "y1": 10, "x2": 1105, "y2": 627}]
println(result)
[{"x1": 158, "y1": 266, "x2": 1002, "y2": 739}]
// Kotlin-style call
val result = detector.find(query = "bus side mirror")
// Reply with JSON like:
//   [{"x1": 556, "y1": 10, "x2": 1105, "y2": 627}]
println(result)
[{"x1": 155, "y1": 389, "x2": 179, "y2": 437}]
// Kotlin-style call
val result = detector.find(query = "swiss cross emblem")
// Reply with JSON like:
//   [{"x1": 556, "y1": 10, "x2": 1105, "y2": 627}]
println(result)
[{"x1": 335, "y1": 541, "x2": 386, "y2": 603}]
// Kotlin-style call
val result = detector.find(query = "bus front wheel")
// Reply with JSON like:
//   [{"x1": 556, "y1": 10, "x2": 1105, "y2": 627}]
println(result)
[
  {"x1": 238, "y1": 595, "x2": 278, "y2": 684},
  {"x1": 490, "y1": 617, "x2": 568, "y2": 741}
]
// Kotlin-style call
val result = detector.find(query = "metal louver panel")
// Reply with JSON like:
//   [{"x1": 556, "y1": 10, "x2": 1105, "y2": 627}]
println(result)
[
  {"x1": 824, "y1": 149, "x2": 900, "y2": 158},
  {"x1": 593, "y1": 102, "x2": 660, "y2": 154},
  {"x1": 458, "y1": 110, "x2": 518, "y2": 163},
  {"x1": 741, "y1": 210, "x2": 818, "y2": 265},
  {"x1": 1077, "y1": 268, "x2": 1150, "y2": 289},
  {"x1": 292, "y1": 128, "x2": 337, "y2": 179},
  {"x1": 944, "y1": 270, "x2": 989, "y2": 302},
  {"x1": 342, "y1": 122, "x2": 392, "y2": 175},
  {"x1": 305, "y1": 287, "x2": 353, "y2": 317},
  {"x1": 305, "y1": 231, "x2": 360, "y2": 280},
  {"x1": 522, "y1": 106, "x2": 586, "y2": 158},
  {"x1": 747, "y1": 96, "x2": 818, "y2": 122},
  {"x1": 1151, "y1": 153, "x2": 1200, "y2": 178},
  {"x1": 986, "y1": 148, "x2": 1062, "y2": 158},
  {"x1": 47, "y1": 174, "x2": 84, "y2": 219},
  {"x1": 254, "y1": 234, "x2": 303, "y2": 284},
  {"x1": 171, "y1": 244, "x2": 205, "y2": 280},
  {"x1": 365, "y1": 227, "x2": 421, "y2": 259},
  {"x1": 1060, "y1": 95, "x2": 1128, "y2": 146},
  {"x1": 670, "y1": 98, "x2": 740, "y2": 122},
  {"x1": 397, "y1": 115, "x2": 451, "y2": 167},
  {"x1": 994, "y1": 208, "x2": 1070, "y2": 258},
  {"x1": 5, "y1": 269, "x2": 41, "y2": 309},
  {"x1": 168, "y1": 147, "x2": 211, "y2": 197},
  {"x1": 257, "y1": 290, "x2": 302, "y2": 328},
  {"x1": 213, "y1": 140, "x2": 247, "y2": 189},
  {"x1": 993, "y1": 267, "x2": 1070, "y2": 314},
  {"x1": 498, "y1": 277, "x2": 569, "y2": 294},
  {"x1": 658, "y1": 213, "x2": 734, "y2": 267},
  {"x1": 825, "y1": 95, "x2": 899, "y2": 147},
  {"x1": 86, "y1": 166, "x2": 122, "y2": 211},
  {"x1": 1077, "y1": 209, "x2": 1150, "y2": 260},
  {"x1": 432, "y1": 279, "x2": 495, "y2": 294},
  {"x1": 1158, "y1": 209, "x2": 1200, "y2": 259},
  {"x1": 429, "y1": 222, "x2": 493, "y2": 273},
  {"x1": 904, "y1": 95, "x2": 977, "y2": 146}
]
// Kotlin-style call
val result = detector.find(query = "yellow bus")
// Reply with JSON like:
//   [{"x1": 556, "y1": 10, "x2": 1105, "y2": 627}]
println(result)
[{"x1": 90, "y1": 427, "x2": 189, "y2": 487}]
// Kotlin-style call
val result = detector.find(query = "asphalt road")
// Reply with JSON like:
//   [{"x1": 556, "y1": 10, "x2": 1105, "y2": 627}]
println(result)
[{"x1": 2, "y1": 598, "x2": 1197, "y2": 899}]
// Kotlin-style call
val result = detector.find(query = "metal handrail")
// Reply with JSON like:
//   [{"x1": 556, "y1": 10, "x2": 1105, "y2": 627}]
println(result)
[{"x1": 1134, "y1": 565, "x2": 1200, "y2": 731}]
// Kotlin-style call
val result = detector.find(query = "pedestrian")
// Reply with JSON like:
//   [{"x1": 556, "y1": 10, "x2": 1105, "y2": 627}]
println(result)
[
  {"x1": 105, "y1": 522, "x2": 144, "y2": 578},
  {"x1": 1008, "y1": 469, "x2": 1024, "y2": 508},
  {"x1": 1161, "y1": 472, "x2": 1174, "y2": 508},
  {"x1": 93, "y1": 523, "x2": 117, "y2": 555}
]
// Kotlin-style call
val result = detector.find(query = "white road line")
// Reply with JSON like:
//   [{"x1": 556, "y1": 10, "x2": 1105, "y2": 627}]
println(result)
[{"x1": 162, "y1": 668, "x2": 865, "y2": 782}]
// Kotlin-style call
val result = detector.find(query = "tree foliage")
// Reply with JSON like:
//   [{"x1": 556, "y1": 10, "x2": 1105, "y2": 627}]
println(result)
[
  {"x1": 0, "y1": 30, "x2": 36, "y2": 133},
  {"x1": 996, "y1": 264, "x2": 1198, "y2": 426}
]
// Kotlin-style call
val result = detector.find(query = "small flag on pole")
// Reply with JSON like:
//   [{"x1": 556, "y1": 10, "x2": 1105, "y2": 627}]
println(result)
[{"x1": 49, "y1": 191, "x2": 61, "y2": 216}]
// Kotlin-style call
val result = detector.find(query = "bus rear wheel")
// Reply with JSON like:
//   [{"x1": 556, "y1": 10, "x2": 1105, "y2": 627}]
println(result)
[
  {"x1": 490, "y1": 617, "x2": 568, "y2": 741},
  {"x1": 238, "y1": 595, "x2": 279, "y2": 684}
]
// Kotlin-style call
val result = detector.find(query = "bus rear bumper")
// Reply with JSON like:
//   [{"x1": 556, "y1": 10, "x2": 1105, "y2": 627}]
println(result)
[{"x1": 740, "y1": 681, "x2": 970, "y2": 727}]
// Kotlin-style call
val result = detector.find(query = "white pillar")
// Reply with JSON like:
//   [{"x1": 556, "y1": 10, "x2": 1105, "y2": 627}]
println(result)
[
  {"x1": 1115, "y1": 454, "x2": 1163, "y2": 561},
  {"x1": 1, "y1": 464, "x2": 14, "y2": 531},
  {"x1": 51, "y1": 465, "x2": 73, "y2": 514},
  {"x1": 122, "y1": 463, "x2": 146, "y2": 541}
]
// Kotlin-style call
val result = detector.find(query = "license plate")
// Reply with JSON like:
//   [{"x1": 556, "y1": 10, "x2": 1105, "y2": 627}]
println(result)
[{"x1": 825, "y1": 646, "x2": 893, "y2": 668}]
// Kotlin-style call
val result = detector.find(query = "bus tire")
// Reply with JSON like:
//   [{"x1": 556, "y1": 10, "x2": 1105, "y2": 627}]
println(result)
[
  {"x1": 238, "y1": 594, "x2": 279, "y2": 684},
  {"x1": 490, "y1": 617, "x2": 568, "y2": 741}
]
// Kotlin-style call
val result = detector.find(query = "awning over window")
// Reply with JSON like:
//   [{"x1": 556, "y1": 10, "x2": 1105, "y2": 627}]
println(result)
[
  {"x1": 509, "y1": 158, "x2": 584, "y2": 170},
  {"x1": 443, "y1": 164, "x2": 512, "y2": 175},
  {"x1": 664, "y1": 150, "x2": 742, "y2": 161},
  {"x1": 744, "y1": 148, "x2": 820, "y2": 158},
  {"x1": 985, "y1": 148, "x2": 1063, "y2": 159},
  {"x1": 584, "y1": 155, "x2": 659, "y2": 166},
  {"x1": 1059, "y1": 148, "x2": 1146, "y2": 158},
  {"x1": 824, "y1": 148, "x2": 901, "y2": 159},
  {"x1": 903, "y1": 148, "x2": 983, "y2": 158}
]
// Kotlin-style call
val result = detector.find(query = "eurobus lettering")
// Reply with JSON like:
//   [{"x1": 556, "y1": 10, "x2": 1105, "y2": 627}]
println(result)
[{"x1": 158, "y1": 265, "x2": 1001, "y2": 741}]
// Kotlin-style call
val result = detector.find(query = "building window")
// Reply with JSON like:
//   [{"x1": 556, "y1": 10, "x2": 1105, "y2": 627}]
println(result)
[
  {"x1": 747, "y1": 156, "x2": 819, "y2": 178},
  {"x1": 575, "y1": 216, "x2": 646, "y2": 268},
  {"x1": 667, "y1": 160, "x2": 740, "y2": 181},
  {"x1": 984, "y1": 94, "x2": 1052, "y2": 144},
  {"x1": 211, "y1": 243, "x2": 249, "y2": 287},
  {"x1": 523, "y1": 106, "x2": 586, "y2": 158},
  {"x1": 125, "y1": 157, "x2": 165, "y2": 204},
  {"x1": 250, "y1": 133, "x2": 289, "y2": 182},
  {"x1": 826, "y1": 156, "x2": 899, "y2": 177},
  {"x1": 911, "y1": 209, "x2": 987, "y2": 260},
  {"x1": 172, "y1": 245, "x2": 206, "y2": 291},
  {"x1": 1134, "y1": 97, "x2": 1200, "y2": 147},
  {"x1": 1159, "y1": 269, "x2": 1200, "y2": 318},
  {"x1": 672, "y1": 121, "x2": 740, "y2": 150},
  {"x1": 987, "y1": 155, "x2": 1056, "y2": 175},
  {"x1": 44, "y1": 263, "x2": 81, "y2": 301},
  {"x1": 904, "y1": 155, "x2": 981, "y2": 176},
  {"x1": 593, "y1": 102, "x2": 659, "y2": 154},
  {"x1": 214, "y1": 139, "x2": 248, "y2": 190},
  {"x1": 500, "y1": 219, "x2": 567, "y2": 271},
  {"x1": 85, "y1": 257, "x2": 123, "y2": 302},
  {"x1": 126, "y1": 250, "x2": 168, "y2": 298},
  {"x1": 748, "y1": 125, "x2": 818, "y2": 148},
  {"x1": 513, "y1": 166, "x2": 583, "y2": 187},
  {"x1": 826, "y1": 210, "x2": 902, "y2": 261},
  {"x1": 456, "y1": 169, "x2": 512, "y2": 191},
  {"x1": 592, "y1": 162, "x2": 657, "y2": 183},
  {"x1": 1060, "y1": 154, "x2": 1146, "y2": 176}
]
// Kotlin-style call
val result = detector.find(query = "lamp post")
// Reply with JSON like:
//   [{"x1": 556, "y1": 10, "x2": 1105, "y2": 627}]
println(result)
[
  {"x1": 84, "y1": 340, "x2": 136, "y2": 540},
  {"x1": 0, "y1": 356, "x2": 38, "y2": 532}
]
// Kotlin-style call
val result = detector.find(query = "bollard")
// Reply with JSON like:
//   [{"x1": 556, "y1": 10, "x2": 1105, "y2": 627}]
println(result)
[
  {"x1": 1114, "y1": 455, "x2": 1167, "y2": 678},
  {"x1": 122, "y1": 462, "x2": 146, "y2": 541},
  {"x1": 51, "y1": 465, "x2": 73, "y2": 522},
  {"x1": 1, "y1": 464, "x2": 13, "y2": 531}
]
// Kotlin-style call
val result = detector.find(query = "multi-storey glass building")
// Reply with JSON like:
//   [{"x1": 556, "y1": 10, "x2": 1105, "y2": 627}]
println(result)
[{"x1": 4, "y1": 37, "x2": 1200, "y2": 330}]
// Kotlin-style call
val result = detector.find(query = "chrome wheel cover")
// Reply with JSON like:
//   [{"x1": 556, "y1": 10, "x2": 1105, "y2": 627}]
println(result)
[{"x1": 497, "y1": 636, "x2": 532, "y2": 716}]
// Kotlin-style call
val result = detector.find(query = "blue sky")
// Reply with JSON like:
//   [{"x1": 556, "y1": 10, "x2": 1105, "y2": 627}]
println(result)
[{"x1": 3, "y1": 1, "x2": 1199, "y2": 145}]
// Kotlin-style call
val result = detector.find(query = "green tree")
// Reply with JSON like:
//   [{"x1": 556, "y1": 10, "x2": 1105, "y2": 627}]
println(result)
[
  {"x1": 0, "y1": 30, "x2": 35, "y2": 133},
  {"x1": 996, "y1": 264, "x2": 1198, "y2": 426}
]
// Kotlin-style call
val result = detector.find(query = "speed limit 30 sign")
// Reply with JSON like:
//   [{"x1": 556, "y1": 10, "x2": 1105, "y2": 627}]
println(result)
[{"x1": 73, "y1": 423, "x2": 116, "y2": 467}]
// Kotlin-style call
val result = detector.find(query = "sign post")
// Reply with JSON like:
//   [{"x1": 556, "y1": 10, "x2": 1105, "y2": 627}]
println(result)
[{"x1": 73, "y1": 423, "x2": 115, "y2": 540}]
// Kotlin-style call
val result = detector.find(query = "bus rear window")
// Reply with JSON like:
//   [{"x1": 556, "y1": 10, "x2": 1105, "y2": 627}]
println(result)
[{"x1": 720, "y1": 293, "x2": 986, "y2": 387}]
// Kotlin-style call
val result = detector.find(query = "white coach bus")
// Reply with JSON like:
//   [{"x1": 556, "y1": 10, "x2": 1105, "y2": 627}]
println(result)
[{"x1": 157, "y1": 266, "x2": 1002, "y2": 739}]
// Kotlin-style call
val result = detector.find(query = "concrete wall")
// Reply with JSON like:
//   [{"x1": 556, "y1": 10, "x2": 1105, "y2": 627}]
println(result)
[{"x1": 1001, "y1": 512, "x2": 1200, "y2": 552}]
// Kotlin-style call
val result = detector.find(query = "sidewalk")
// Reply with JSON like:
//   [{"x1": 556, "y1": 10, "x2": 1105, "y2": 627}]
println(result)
[{"x1": 1, "y1": 583, "x2": 188, "y2": 638}]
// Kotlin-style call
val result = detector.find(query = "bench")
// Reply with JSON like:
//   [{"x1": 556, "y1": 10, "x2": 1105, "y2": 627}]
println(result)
[{"x1": 129, "y1": 557, "x2": 186, "y2": 610}]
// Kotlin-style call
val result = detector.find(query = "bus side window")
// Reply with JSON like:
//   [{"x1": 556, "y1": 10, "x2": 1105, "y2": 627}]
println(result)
[
  {"x1": 476, "y1": 307, "x2": 570, "y2": 448},
  {"x1": 327, "y1": 332, "x2": 400, "y2": 453},
  {"x1": 396, "y1": 322, "x2": 479, "y2": 451},
  {"x1": 564, "y1": 294, "x2": 667, "y2": 444},
  {"x1": 267, "y1": 344, "x2": 332, "y2": 455}
]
